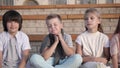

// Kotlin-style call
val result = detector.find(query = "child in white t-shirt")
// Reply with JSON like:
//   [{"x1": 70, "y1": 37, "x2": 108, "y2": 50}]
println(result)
[
  {"x1": 0, "y1": 10, "x2": 31, "y2": 68},
  {"x1": 75, "y1": 8, "x2": 110, "y2": 68}
]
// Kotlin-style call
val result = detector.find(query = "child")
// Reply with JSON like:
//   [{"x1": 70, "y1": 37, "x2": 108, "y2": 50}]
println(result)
[
  {"x1": 0, "y1": 10, "x2": 31, "y2": 68},
  {"x1": 29, "y1": 14, "x2": 82, "y2": 68},
  {"x1": 110, "y1": 16, "x2": 120, "y2": 68},
  {"x1": 75, "y1": 8, "x2": 110, "y2": 68}
]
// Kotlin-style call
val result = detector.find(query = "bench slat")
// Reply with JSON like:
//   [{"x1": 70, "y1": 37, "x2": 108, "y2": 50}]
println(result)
[{"x1": 28, "y1": 34, "x2": 113, "y2": 41}]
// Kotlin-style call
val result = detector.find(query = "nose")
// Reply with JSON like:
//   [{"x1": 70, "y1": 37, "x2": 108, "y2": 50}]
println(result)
[
  {"x1": 51, "y1": 25, "x2": 55, "y2": 30},
  {"x1": 87, "y1": 18, "x2": 92, "y2": 23},
  {"x1": 11, "y1": 22, "x2": 16, "y2": 26}
]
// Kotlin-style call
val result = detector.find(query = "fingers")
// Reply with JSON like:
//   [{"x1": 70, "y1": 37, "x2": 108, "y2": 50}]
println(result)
[
  {"x1": 101, "y1": 58, "x2": 107, "y2": 64},
  {"x1": 54, "y1": 35, "x2": 59, "y2": 43}
]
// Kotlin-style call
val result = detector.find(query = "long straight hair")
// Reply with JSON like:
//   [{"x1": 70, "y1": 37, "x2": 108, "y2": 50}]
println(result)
[{"x1": 84, "y1": 8, "x2": 103, "y2": 33}]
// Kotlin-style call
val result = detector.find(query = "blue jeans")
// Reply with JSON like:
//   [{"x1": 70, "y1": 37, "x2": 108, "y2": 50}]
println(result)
[{"x1": 29, "y1": 54, "x2": 82, "y2": 68}]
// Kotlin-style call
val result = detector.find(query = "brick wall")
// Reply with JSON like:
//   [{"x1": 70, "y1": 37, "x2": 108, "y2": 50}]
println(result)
[{"x1": 0, "y1": 4, "x2": 120, "y2": 54}]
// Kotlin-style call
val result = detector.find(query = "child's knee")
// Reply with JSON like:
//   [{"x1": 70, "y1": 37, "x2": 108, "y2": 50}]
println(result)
[
  {"x1": 30, "y1": 54, "x2": 42, "y2": 62},
  {"x1": 73, "y1": 54, "x2": 83, "y2": 63}
]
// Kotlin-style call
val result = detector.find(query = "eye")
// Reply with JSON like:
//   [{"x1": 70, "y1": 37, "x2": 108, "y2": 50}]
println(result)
[
  {"x1": 90, "y1": 17, "x2": 94, "y2": 20},
  {"x1": 54, "y1": 23, "x2": 58, "y2": 27}
]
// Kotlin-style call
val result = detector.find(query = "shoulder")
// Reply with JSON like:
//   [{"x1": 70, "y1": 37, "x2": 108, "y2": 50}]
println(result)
[
  {"x1": 112, "y1": 34, "x2": 119, "y2": 39},
  {"x1": 111, "y1": 34, "x2": 119, "y2": 41},
  {"x1": 0, "y1": 32, "x2": 10, "y2": 44},
  {"x1": 17, "y1": 31, "x2": 27, "y2": 36},
  {"x1": 16, "y1": 31, "x2": 29, "y2": 40},
  {"x1": 41, "y1": 35, "x2": 50, "y2": 45},
  {"x1": 40, "y1": 35, "x2": 50, "y2": 49},
  {"x1": 0, "y1": 31, "x2": 7, "y2": 36},
  {"x1": 75, "y1": 31, "x2": 86, "y2": 42},
  {"x1": 17, "y1": 31, "x2": 28, "y2": 37},
  {"x1": 42, "y1": 34, "x2": 50, "y2": 44},
  {"x1": 0, "y1": 32, "x2": 9, "y2": 40},
  {"x1": 63, "y1": 33, "x2": 72, "y2": 42},
  {"x1": 64, "y1": 33, "x2": 71, "y2": 37},
  {"x1": 63, "y1": 33, "x2": 72, "y2": 40},
  {"x1": 76, "y1": 31, "x2": 87, "y2": 39},
  {"x1": 99, "y1": 32, "x2": 109, "y2": 39}
]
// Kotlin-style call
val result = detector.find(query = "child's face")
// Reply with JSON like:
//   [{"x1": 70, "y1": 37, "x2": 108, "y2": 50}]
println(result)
[
  {"x1": 84, "y1": 12, "x2": 100, "y2": 30},
  {"x1": 7, "y1": 21, "x2": 19, "y2": 34},
  {"x1": 47, "y1": 17, "x2": 63, "y2": 35}
]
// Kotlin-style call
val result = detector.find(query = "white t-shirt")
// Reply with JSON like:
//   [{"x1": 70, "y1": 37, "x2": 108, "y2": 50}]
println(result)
[
  {"x1": 75, "y1": 31, "x2": 109, "y2": 57},
  {"x1": 0, "y1": 31, "x2": 31, "y2": 62}
]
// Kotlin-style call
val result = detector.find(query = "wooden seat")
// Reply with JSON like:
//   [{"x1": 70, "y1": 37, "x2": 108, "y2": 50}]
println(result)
[{"x1": 28, "y1": 33, "x2": 113, "y2": 42}]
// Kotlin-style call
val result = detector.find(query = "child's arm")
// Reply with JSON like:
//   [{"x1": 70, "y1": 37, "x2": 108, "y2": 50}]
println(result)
[
  {"x1": 41, "y1": 35, "x2": 59, "y2": 60},
  {"x1": 112, "y1": 54, "x2": 118, "y2": 68},
  {"x1": 18, "y1": 49, "x2": 30, "y2": 68},
  {"x1": 0, "y1": 51, "x2": 2, "y2": 68},
  {"x1": 76, "y1": 43, "x2": 82, "y2": 55},
  {"x1": 82, "y1": 56, "x2": 107, "y2": 64},
  {"x1": 58, "y1": 34, "x2": 75, "y2": 56},
  {"x1": 104, "y1": 47, "x2": 110, "y2": 61},
  {"x1": 76, "y1": 43, "x2": 107, "y2": 64},
  {"x1": 41, "y1": 41, "x2": 58, "y2": 60},
  {"x1": 82, "y1": 47, "x2": 108, "y2": 63}
]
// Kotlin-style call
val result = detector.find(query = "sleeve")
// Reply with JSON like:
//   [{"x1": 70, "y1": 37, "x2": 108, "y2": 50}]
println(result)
[
  {"x1": 22, "y1": 34, "x2": 31, "y2": 50},
  {"x1": 110, "y1": 36, "x2": 118, "y2": 56},
  {"x1": 40, "y1": 35, "x2": 50, "y2": 53},
  {"x1": 75, "y1": 35, "x2": 82, "y2": 46},
  {"x1": 64, "y1": 34, "x2": 73, "y2": 47}
]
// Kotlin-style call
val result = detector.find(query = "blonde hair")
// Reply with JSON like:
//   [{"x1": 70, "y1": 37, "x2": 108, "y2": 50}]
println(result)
[
  {"x1": 84, "y1": 8, "x2": 103, "y2": 33},
  {"x1": 46, "y1": 14, "x2": 62, "y2": 24}
]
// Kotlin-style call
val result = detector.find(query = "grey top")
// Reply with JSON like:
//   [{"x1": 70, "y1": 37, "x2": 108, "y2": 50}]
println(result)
[{"x1": 40, "y1": 33, "x2": 73, "y2": 54}]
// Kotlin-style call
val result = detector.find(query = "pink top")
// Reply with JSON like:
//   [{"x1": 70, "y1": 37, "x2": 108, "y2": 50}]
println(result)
[{"x1": 110, "y1": 34, "x2": 120, "y2": 63}]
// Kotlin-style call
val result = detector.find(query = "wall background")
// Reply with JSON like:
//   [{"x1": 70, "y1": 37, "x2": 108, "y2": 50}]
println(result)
[{"x1": 0, "y1": 4, "x2": 120, "y2": 54}]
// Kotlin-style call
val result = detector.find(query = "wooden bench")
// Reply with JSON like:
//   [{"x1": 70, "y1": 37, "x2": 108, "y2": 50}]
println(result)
[
  {"x1": 28, "y1": 34, "x2": 114, "y2": 57},
  {"x1": 28, "y1": 33, "x2": 113, "y2": 42}
]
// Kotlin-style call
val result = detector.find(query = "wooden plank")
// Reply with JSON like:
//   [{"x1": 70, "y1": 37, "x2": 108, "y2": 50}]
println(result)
[
  {"x1": 55, "y1": 4, "x2": 120, "y2": 8},
  {"x1": 28, "y1": 33, "x2": 113, "y2": 42},
  {"x1": 0, "y1": 4, "x2": 119, "y2": 9},
  {"x1": 28, "y1": 34, "x2": 46, "y2": 42},
  {"x1": 0, "y1": 14, "x2": 119, "y2": 20}
]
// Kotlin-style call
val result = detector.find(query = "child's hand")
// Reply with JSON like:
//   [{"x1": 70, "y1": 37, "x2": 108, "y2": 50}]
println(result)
[
  {"x1": 100, "y1": 58, "x2": 108, "y2": 64},
  {"x1": 95, "y1": 57, "x2": 108, "y2": 64},
  {"x1": 57, "y1": 33, "x2": 63, "y2": 41},
  {"x1": 55, "y1": 35, "x2": 59, "y2": 44}
]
